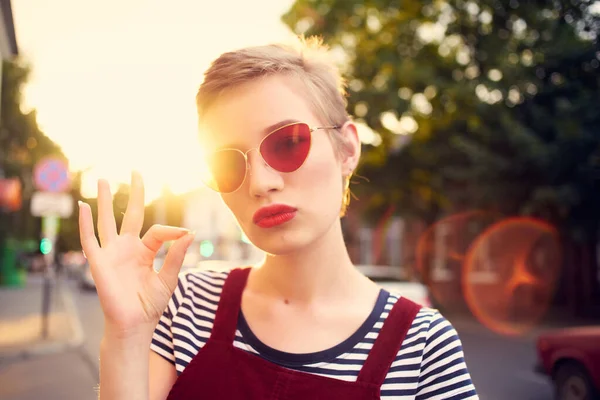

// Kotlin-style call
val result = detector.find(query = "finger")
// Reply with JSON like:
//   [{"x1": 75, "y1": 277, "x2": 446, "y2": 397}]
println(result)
[
  {"x1": 120, "y1": 171, "x2": 145, "y2": 236},
  {"x1": 159, "y1": 232, "x2": 195, "y2": 291},
  {"x1": 78, "y1": 201, "x2": 100, "y2": 260},
  {"x1": 97, "y1": 179, "x2": 118, "y2": 246},
  {"x1": 141, "y1": 225, "x2": 190, "y2": 254}
]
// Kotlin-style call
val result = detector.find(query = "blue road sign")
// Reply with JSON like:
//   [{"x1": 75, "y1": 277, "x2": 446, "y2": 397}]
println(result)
[{"x1": 34, "y1": 158, "x2": 71, "y2": 193}]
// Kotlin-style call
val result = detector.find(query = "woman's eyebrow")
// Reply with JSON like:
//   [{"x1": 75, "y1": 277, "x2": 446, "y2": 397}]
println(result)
[
  {"x1": 261, "y1": 119, "x2": 300, "y2": 135},
  {"x1": 215, "y1": 119, "x2": 301, "y2": 150}
]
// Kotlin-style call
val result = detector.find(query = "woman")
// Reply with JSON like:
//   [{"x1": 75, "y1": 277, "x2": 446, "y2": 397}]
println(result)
[{"x1": 79, "y1": 37, "x2": 478, "y2": 399}]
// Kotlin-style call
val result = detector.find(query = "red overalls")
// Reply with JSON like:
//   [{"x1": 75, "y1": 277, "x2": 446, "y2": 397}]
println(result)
[{"x1": 167, "y1": 267, "x2": 422, "y2": 399}]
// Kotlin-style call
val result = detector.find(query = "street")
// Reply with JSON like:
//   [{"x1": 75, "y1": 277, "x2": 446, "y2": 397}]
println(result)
[
  {"x1": 70, "y1": 285, "x2": 554, "y2": 400},
  {"x1": 1, "y1": 0, "x2": 598, "y2": 398},
  {"x1": 459, "y1": 330, "x2": 553, "y2": 400}
]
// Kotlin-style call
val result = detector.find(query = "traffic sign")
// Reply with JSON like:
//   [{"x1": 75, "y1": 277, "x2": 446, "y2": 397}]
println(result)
[
  {"x1": 31, "y1": 191, "x2": 73, "y2": 218},
  {"x1": 33, "y1": 157, "x2": 71, "y2": 193},
  {"x1": 0, "y1": 178, "x2": 22, "y2": 211}
]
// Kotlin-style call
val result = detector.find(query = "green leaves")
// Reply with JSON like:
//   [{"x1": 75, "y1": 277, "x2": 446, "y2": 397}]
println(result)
[
  {"x1": 284, "y1": 0, "x2": 600, "y2": 239},
  {"x1": 0, "y1": 60, "x2": 67, "y2": 243}
]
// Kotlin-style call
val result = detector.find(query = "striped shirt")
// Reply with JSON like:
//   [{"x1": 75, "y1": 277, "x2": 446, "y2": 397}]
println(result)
[{"x1": 151, "y1": 269, "x2": 478, "y2": 399}]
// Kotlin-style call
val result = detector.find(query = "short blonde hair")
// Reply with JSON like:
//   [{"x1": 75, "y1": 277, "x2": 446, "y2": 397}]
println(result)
[{"x1": 196, "y1": 36, "x2": 354, "y2": 216}]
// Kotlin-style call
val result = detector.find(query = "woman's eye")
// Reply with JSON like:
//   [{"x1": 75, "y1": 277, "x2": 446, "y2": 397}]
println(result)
[{"x1": 276, "y1": 136, "x2": 302, "y2": 150}]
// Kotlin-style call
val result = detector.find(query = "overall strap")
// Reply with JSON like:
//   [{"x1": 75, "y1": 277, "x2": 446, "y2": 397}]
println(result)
[
  {"x1": 210, "y1": 267, "x2": 251, "y2": 343},
  {"x1": 357, "y1": 297, "x2": 422, "y2": 387}
]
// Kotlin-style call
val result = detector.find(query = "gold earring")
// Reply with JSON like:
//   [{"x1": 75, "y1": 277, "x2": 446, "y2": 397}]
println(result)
[{"x1": 341, "y1": 175, "x2": 351, "y2": 215}]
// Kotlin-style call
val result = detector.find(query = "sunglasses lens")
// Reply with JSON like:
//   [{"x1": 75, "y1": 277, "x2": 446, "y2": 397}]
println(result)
[
  {"x1": 204, "y1": 150, "x2": 247, "y2": 193},
  {"x1": 261, "y1": 123, "x2": 311, "y2": 172}
]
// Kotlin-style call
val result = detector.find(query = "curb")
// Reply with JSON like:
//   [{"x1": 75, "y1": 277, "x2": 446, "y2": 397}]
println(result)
[{"x1": 0, "y1": 280, "x2": 85, "y2": 363}]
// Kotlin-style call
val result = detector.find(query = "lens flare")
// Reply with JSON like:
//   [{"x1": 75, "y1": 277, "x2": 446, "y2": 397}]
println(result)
[
  {"x1": 415, "y1": 210, "x2": 501, "y2": 307},
  {"x1": 462, "y1": 217, "x2": 562, "y2": 336}
]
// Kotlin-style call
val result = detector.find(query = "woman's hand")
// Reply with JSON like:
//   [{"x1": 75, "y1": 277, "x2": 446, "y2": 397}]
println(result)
[{"x1": 78, "y1": 171, "x2": 194, "y2": 338}]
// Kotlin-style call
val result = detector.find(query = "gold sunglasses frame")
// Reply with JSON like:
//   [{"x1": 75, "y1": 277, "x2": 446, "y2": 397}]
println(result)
[{"x1": 204, "y1": 122, "x2": 339, "y2": 194}]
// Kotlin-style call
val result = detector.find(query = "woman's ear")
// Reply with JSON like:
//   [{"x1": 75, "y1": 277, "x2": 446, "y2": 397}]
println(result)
[{"x1": 338, "y1": 120, "x2": 361, "y2": 175}]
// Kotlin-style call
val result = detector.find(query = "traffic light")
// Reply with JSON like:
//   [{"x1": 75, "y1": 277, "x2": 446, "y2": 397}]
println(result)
[
  {"x1": 40, "y1": 238, "x2": 52, "y2": 255},
  {"x1": 200, "y1": 240, "x2": 214, "y2": 258},
  {"x1": 0, "y1": 178, "x2": 22, "y2": 211}
]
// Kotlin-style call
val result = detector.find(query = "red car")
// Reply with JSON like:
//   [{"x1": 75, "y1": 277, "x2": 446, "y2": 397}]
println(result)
[{"x1": 535, "y1": 326, "x2": 600, "y2": 399}]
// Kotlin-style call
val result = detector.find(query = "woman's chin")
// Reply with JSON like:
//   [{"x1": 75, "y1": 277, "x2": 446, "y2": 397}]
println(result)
[{"x1": 250, "y1": 231, "x2": 316, "y2": 257}]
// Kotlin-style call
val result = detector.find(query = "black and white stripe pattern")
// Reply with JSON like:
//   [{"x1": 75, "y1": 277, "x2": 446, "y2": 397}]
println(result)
[{"x1": 151, "y1": 270, "x2": 478, "y2": 399}]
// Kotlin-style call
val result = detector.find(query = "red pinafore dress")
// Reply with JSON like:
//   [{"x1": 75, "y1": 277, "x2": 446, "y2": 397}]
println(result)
[{"x1": 166, "y1": 267, "x2": 422, "y2": 399}]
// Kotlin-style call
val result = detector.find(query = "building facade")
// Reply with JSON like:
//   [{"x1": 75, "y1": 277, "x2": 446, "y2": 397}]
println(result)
[{"x1": 0, "y1": 0, "x2": 18, "y2": 119}]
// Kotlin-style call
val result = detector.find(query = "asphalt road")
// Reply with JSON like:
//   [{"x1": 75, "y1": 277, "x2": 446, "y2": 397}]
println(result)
[
  {"x1": 73, "y1": 286, "x2": 555, "y2": 400},
  {"x1": 459, "y1": 329, "x2": 553, "y2": 400}
]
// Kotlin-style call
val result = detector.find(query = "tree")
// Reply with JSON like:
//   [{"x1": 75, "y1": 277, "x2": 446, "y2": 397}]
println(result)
[
  {"x1": 0, "y1": 60, "x2": 66, "y2": 253},
  {"x1": 283, "y1": 0, "x2": 600, "y2": 312},
  {"x1": 0, "y1": 60, "x2": 89, "y2": 256}
]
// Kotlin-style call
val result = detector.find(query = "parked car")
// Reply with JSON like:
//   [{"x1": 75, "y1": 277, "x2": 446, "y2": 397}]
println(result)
[
  {"x1": 190, "y1": 261, "x2": 432, "y2": 308},
  {"x1": 62, "y1": 251, "x2": 87, "y2": 278},
  {"x1": 81, "y1": 257, "x2": 431, "y2": 309},
  {"x1": 535, "y1": 326, "x2": 600, "y2": 400},
  {"x1": 79, "y1": 262, "x2": 96, "y2": 291},
  {"x1": 18, "y1": 251, "x2": 47, "y2": 273},
  {"x1": 354, "y1": 264, "x2": 431, "y2": 307}
]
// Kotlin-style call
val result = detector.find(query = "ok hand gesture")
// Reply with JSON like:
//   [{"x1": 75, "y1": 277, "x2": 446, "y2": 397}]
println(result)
[{"x1": 78, "y1": 172, "x2": 194, "y2": 337}]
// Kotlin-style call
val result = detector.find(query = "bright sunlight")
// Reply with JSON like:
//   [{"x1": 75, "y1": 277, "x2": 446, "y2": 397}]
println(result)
[{"x1": 13, "y1": 0, "x2": 296, "y2": 202}]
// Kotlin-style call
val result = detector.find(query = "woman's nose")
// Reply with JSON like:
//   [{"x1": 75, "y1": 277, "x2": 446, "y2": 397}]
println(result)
[{"x1": 246, "y1": 150, "x2": 284, "y2": 198}]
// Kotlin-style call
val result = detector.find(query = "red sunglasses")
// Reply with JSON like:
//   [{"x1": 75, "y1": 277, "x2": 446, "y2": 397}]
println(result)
[{"x1": 202, "y1": 122, "x2": 339, "y2": 193}]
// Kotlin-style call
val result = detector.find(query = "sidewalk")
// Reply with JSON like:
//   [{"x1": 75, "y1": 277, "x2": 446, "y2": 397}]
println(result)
[
  {"x1": 0, "y1": 274, "x2": 97, "y2": 400},
  {"x1": 0, "y1": 275, "x2": 82, "y2": 359},
  {"x1": 0, "y1": 349, "x2": 98, "y2": 400}
]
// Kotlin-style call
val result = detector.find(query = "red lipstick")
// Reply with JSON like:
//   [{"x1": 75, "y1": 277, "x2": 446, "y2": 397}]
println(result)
[{"x1": 252, "y1": 204, "x2": 297, "y2": 228}]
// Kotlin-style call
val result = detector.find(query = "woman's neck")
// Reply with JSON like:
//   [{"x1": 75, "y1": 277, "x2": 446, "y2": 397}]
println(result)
[{"x1": 251, "y1": 219, "x2": 371, "y2": 305}]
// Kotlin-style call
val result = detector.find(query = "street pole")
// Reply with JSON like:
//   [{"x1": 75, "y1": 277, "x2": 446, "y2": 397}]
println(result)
[
  {"x1": 40, "y1": 215, "x2": 59, "y2": 339},
  {"x1": 41, "y1": 255, "x2": 52, "y2": 338},
  {"x1": 30, "y1": 157, "x2": 73, "y2": 339}
]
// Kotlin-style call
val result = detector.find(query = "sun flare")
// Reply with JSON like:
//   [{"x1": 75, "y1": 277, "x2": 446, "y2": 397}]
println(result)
[{"x1": 14, "y1": 0, "x2": 296, "y2": 203}]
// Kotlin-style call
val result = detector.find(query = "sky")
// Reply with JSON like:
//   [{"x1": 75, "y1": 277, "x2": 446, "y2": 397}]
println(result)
[{"x1": 12, "y1": 0, "x2": 297, "y2": 201}]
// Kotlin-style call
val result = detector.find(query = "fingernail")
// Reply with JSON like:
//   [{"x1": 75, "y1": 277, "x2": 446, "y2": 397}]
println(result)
[{"x1": 78, "y1": 200, "x2": 83, "y2": 207}]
